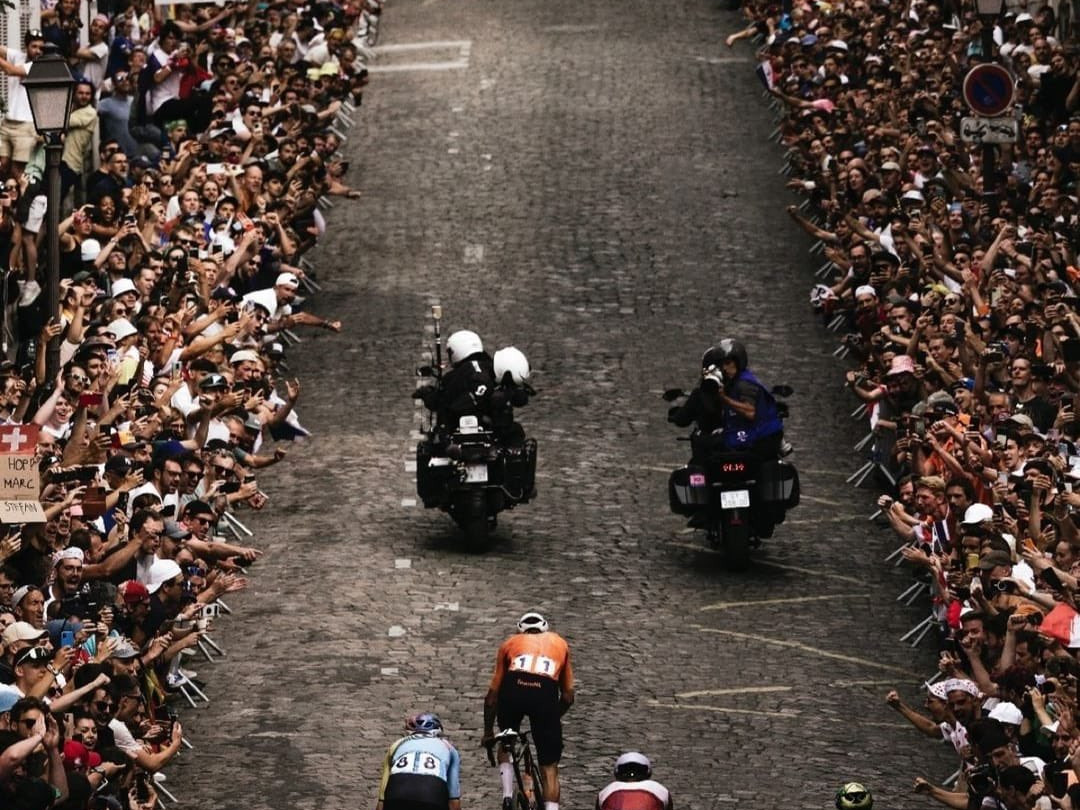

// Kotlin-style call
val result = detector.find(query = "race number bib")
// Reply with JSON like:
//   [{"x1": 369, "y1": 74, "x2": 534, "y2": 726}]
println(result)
[
  {"x1": 391, "y1": 751, "x2": 443, "y2": 776},
  {"x1": 509, "y1": 653, "x2": 558, "y2": 678}
]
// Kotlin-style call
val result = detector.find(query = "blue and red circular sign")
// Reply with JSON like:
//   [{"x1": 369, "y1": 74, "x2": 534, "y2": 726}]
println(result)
[{"x1": 962, "y1": 64, "x2": 1015, "y2": 117}]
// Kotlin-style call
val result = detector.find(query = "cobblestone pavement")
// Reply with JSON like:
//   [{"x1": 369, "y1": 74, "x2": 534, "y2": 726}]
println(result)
[{"x1": 173, "y1": 2, "x2": 955, "y2": 809}]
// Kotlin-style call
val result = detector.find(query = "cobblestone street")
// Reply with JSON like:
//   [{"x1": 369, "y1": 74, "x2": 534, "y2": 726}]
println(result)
[{"x1": 174, "y1": 1, "x2": 954, "y2": 808}]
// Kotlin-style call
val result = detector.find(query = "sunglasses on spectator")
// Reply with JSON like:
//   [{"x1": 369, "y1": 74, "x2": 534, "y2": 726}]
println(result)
[
  {"x1": 94, "y1": 700, "x2": 114, "y2": 711},
  {"x1": 18, "y1": 718, "x2": 40, "y2": 729},
  {"x1": 16, "y1": 646, "x2": 50, "y2": 665}
]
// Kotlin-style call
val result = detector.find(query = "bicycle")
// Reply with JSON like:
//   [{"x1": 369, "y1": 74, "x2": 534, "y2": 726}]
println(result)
[{"x1": 484, "y1": 728, "x2": 544, "y2": 810}]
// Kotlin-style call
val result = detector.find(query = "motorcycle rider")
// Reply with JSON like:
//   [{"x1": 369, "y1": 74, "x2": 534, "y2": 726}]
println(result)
[
  {"x1": 490, "y1": 346, "x2": 532, "y2": 446},
  {"x1": 415, "y1": 330, "x2": 496, "y2": 432},
  {"x1": 376, "y1": 712, "x2": 462, "y2": 810},
  {"x1": 667, "y1": 345, "x2": 729, "y2": 464},
  {"x1": 596, "y1": 752, "x2": 672, "y2": 810}
]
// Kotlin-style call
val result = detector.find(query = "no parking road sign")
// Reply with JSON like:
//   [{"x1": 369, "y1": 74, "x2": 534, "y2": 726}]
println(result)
[{"x1": 962, "y1": 64, "x2": 1015, "y2": 117}]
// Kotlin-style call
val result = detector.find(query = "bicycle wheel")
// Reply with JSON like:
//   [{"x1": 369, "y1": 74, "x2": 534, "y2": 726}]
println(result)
[{"x1": 522, "y1": 743, "x2": 544, "y2": 810}]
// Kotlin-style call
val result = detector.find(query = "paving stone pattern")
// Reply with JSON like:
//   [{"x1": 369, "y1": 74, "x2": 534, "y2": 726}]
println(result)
[{"x1": 174, "y1": 2, "x2": 954, "y2": 808}]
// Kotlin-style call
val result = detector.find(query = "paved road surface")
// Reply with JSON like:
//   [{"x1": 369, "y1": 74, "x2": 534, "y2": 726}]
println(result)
[{"x1": 174, "y1": 1, "x2": 953, "y2": 808}]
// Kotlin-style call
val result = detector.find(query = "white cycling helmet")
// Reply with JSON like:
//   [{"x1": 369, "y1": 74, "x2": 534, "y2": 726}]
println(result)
[
  {"x1": 517, "y1": 612, "x2": 548, "y2": 633},
  {"x1": 493, "y1": 347, "x2": 530, "y2": 386},
  {"x1": 446, "y1": 330, "x2": 483, "y2": 365}
]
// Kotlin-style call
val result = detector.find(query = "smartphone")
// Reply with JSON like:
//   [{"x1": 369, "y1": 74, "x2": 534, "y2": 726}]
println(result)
[
  {"x1": 219, "y1": 481, "x2": 242, "y2": 495},
  {"x1": 78, "y1": 392, "x2": 103, "y2": 408},
  {"x1": 211, "y1": 243, "x2": 223, "y2": 256},
  {"x1": 202, "y1": 603, "x2": 219, "y2": 618},
  {"x1": 106, "y1": 349, "x2": 118, "y2": 363},
  {"x1": 60, "y1": 630, "x2": 75, "y2": 648},
  {"x1": 160, "y1": 504, "x2": 176, "y2": 518},
  {"x1": 135, "y1": 772, "x2": 150, "y2": 803},
  {"x1": 969, "y1": 414, "x2": 981, "y2": 431},
  {"x1": 116, "y1": 491, "x2": 129, "y2": 511},
  {"x1": 82, "y1": 486, "x2": 108, "y2": 519},
  {"x1": 996, "y1": 432, "x2": 1008, "y2": 449},
  {"x1": 1045, "y1": 568, "x2": 1065, "y2": 591}
]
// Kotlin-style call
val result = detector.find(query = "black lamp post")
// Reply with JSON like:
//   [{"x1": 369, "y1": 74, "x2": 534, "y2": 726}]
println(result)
[
  {"x1": 976, "y1": 0, "x2": 1004, "y2": 216},
  {"x1": 22, "y1": 44, "x2": 75, "y2": 382}
]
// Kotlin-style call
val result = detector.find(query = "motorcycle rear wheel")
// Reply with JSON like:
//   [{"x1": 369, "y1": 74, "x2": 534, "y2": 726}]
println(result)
[
  {"x1": 721, "y1": 510, "x2": 751, "y2": 571},
  {"x1": 458, "y1": 490, "x2": 492, "y2": 553}
]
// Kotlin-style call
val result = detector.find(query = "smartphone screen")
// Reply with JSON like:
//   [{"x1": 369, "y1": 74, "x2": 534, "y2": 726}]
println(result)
[{"x1": 60, "y1": 630, "x2": 75, "y2": 647}]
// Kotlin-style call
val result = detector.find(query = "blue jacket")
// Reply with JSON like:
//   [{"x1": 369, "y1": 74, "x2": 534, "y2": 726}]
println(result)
[{"x1": 721, "y1": 368, "x2": 784, "y2": 449}]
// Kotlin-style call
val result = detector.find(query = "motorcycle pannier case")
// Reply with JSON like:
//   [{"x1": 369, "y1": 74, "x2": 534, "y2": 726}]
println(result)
[
  {"x1": 755, "y1": 459, "x2": 800, "y2": 510},
  {"x1": 503, "y1": 438, "x2": 537, "y2": 503},
  {"x1": 416, "y1": 441, "x2": 452, "y2": 507},
  {"x1": 669, "y1": 465, "x2": 709, "y2": 515}
]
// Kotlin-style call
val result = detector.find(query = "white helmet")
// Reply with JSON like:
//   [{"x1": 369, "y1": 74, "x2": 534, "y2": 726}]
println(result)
[
  {"x1": 446, "y1": 330, "x2": 483, "y2": 365},
  {"x1": 517, "y1": 612, "x2": 548, "y2": 633},
  {"x1": 494, "y1": 347, "x2": 530, "y2": 386}
]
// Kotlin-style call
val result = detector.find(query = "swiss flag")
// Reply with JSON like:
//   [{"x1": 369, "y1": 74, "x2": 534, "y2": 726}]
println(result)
[{"x1": 0, "y1": 424, "x2": 39, "y2": 454}]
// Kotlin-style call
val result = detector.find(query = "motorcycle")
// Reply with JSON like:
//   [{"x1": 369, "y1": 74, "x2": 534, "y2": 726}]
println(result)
[
  {"x1": 413, "y1": 306, "x2": 538, "y2": 551},
  {"x1": 662, "y1": 385, "x2": 800, "y2": 569}
]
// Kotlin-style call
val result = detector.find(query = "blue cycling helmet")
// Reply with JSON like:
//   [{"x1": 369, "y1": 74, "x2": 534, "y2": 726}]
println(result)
[{"x1": 406, "y1": 712, "x2": 443, "y2": 736}]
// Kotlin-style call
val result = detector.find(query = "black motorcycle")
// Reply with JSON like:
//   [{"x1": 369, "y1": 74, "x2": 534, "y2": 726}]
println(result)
[
  {"x1": 663, "y1": 385, "x2": 800, "y2": 569},
  {"x1": 413, "y1": 307, "x2": 538, "y2": 551}
]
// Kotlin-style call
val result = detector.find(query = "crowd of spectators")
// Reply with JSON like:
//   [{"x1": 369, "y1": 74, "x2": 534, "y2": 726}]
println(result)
[
  {"x1": 734, "y1": 0, "x2": 1078, "y2": 805},
  {"x1": 0, "y1": 0, "x2": 375, "y2": 807}
]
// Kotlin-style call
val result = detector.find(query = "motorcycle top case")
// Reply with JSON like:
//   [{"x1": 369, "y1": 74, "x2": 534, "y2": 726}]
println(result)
[
  {"x1": 669, "y1": 465, "x2": 709, "y2": 515},
  {"x1": 755, "y1": 459, "x2": 800, "y2": 510}
]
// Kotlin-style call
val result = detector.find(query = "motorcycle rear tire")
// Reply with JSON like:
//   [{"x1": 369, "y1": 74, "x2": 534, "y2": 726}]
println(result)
[
  {"x1": 460, "y1": 490, "x2": 492, "y2": 553},
  {"x1": 721, "y1": 510, "x2": 751, "y2": 571}
]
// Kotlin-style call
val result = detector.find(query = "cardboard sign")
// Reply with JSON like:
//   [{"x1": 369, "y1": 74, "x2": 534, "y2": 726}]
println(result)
[
  {"x1": 0, "y1": 454, "x2": 40, "y2": 500},
  {"x1": 0, "y1": 500, "x2": 46, "y2": 523}
]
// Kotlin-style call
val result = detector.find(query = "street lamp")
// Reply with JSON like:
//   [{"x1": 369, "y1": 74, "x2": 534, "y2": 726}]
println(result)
[{"x1": 22, "y1": 44, "x2": 75, "y2": 382}]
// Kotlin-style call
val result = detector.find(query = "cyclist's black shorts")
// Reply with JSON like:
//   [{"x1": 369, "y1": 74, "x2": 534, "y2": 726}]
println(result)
[
  {"x1": 385, "y1": 775, "x2": 449, "y2": 810},
  {"x1": 497, "y1": 673, "x2": 562, "y2": 766}
]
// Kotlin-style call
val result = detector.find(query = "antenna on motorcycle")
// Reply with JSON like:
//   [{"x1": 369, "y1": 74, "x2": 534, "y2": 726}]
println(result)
[{"x1": 431, "y1": 305, "x2": 443, "y2": 376}]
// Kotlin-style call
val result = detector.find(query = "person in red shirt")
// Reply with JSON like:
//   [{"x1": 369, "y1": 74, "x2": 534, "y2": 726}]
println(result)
[{"x1": 484, "y1": 612, "x2": 574, "y2": 810}]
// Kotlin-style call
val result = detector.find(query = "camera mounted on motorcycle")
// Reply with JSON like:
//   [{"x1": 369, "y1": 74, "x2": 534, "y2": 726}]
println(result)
[
  {"x1": 416, "y1": 365, "x2": 436, "y2": 377},
  {"x1": 702, "y1": 368, "x2": 723, "y2": 391}
]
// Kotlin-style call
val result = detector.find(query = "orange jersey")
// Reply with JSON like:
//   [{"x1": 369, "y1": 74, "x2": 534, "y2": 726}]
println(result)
[{"x1": 489, "y1": 632, "x2": 574, "y2": 693}]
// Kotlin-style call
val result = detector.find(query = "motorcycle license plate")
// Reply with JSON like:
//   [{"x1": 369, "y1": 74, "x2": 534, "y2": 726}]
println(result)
[
  {"x1": 465, "y1": 463, "x2": 488, "y2": 483},
  {"x1": 720, "y1": 489, "x2": 750, "y2": 509}
]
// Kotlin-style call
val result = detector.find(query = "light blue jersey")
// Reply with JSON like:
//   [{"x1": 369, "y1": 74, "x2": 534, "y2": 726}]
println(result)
[{"x1": 380, "y1": 734, "x2": 461, "y2": 803}]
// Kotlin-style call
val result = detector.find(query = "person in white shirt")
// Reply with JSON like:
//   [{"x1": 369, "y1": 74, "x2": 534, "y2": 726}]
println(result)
[{"x1": 0, "y1": 31, "x2": 47, "y2": 180}]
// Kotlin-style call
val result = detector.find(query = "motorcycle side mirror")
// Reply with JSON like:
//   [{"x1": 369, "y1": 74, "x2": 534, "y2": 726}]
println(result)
[
  {"x1": 771, "y1": 385, "x2": 794, "y2": 398},
  {"x1": 661, "y1": 388, "x2": 686, "y2": 402},
  {"x1": 416, "y1": 365, "x2": 435, "y2": 377}
]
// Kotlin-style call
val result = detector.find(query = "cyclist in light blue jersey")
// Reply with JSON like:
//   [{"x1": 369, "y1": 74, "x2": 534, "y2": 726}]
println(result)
[{"x1": 376, "y1": 712, "x2": 462, "y2": 810}]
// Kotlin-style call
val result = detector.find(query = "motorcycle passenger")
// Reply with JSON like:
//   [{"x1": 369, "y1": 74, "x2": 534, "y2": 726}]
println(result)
[
  {"x1": 376, "y1": 712, "x2": 462, "y2": 810},
  {"x1": 596, "y1": 752, "x2": 673, "y2": 810},
  {"x1": 490, "y1": 346, "x2": 532, "y2": 446},
  {"x1": 484, "y1": 612, "x2": 575, "y2": 810},
  {"x1": 711, "y1": 339, "x2": 785, "y2": 460},
  {"x1": 416, "y1": 330, "x2": 496, "y2": 432},
  {"x1": 667, "y1": 345, "x2": 729, "y2": 464}
]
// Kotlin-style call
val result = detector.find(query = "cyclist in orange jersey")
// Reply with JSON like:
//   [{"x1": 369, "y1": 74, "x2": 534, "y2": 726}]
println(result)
[{"x1": 484, "y1": 612, "x2": 575, "y2": 810}]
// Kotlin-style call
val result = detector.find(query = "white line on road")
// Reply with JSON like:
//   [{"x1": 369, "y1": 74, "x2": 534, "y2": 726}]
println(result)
[
  {"x1": 648, "y1": 700, "x2": 797, "y2": 718},
  {"x1": 691, "y1": 626, "x2": 924, "y2": 677},
  {"x1": 827, "y1": 679, "x2": 900, "y2": 688},
  {"x1": 699, "y1": 593, "x2": 868, "y2": 611},
  {"x1": 662, "y1": 542, "x2": 865, "y2": 584},
  {"x1": 798, "y1": 494, "x2": 845, "y2": 507},
  {"x1": 401, "y1": 498, "x2": 416, "y2": 507},
  {"x1": 368, "y1": 61, "x2": 470, "y2": 73},
  {"x1": 649, "y1": 700, "x2": 908, "y2": 728},
  {"x1": 395, "y1": 559, "x2": 412, "y2": 569},
  {"x1": 373, "y1": 40, "x2": 472, "y2": 53},
  {"x1": 675, "y1": 686, "x2": 793, "y2": 698},
  {"x1": 464, "y1": 244, "x2": 484, "y2": 263},
  {"x1": 388, "y1": 626, "x2": 406, "y2": 637}
]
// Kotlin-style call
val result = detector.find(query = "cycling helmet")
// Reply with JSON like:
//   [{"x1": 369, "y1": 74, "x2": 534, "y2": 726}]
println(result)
[
  {"x1": 717, "y1": 338, "x2": 748, "y2": 375},
  {"x1": 835, "y1": 783, "x2": 873, "y2": 810},
  {"x1": 446, "y1": 330, "x2": 483, "y2": 366},
  {"x1": 493, "y1": 347, "x2": 530, "y2": 386},
  {"x1": 405, "y1": 712, "x2": 443, "y2": 736},
  {"x1": 517, "y1": 612, "x2": 548, "y2": 633},
  {"x1": 614, "y1": 752, "x2": 652, "y2": 781}
]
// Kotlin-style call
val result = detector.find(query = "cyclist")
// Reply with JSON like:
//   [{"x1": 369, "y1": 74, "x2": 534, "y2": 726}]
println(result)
[
  {"x1": 596, "y1": 752, "x2": 672, "y2": 810},
  {"x1": 376, "y1": 713, "x2": 462, "y2": 810},
  {"x1": 835, "y1": 782, "x2": 873, "y2": 810},
  {"x1": 484, "y1": 612, "x2": 575, "y2": 810}
]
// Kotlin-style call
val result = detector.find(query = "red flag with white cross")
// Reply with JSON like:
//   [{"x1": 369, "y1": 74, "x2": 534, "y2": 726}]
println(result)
[{"x1": 0, "y1": 425, "x2": 39, "y2": 454}]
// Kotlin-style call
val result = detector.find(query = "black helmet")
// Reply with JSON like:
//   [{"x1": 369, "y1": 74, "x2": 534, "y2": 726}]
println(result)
[
  {"x1": 717, "y1": 338, "x2": 748, "y2": 374},
  {"x1": 701, "y1": 345, "x2": 726, "y2": 370}
]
